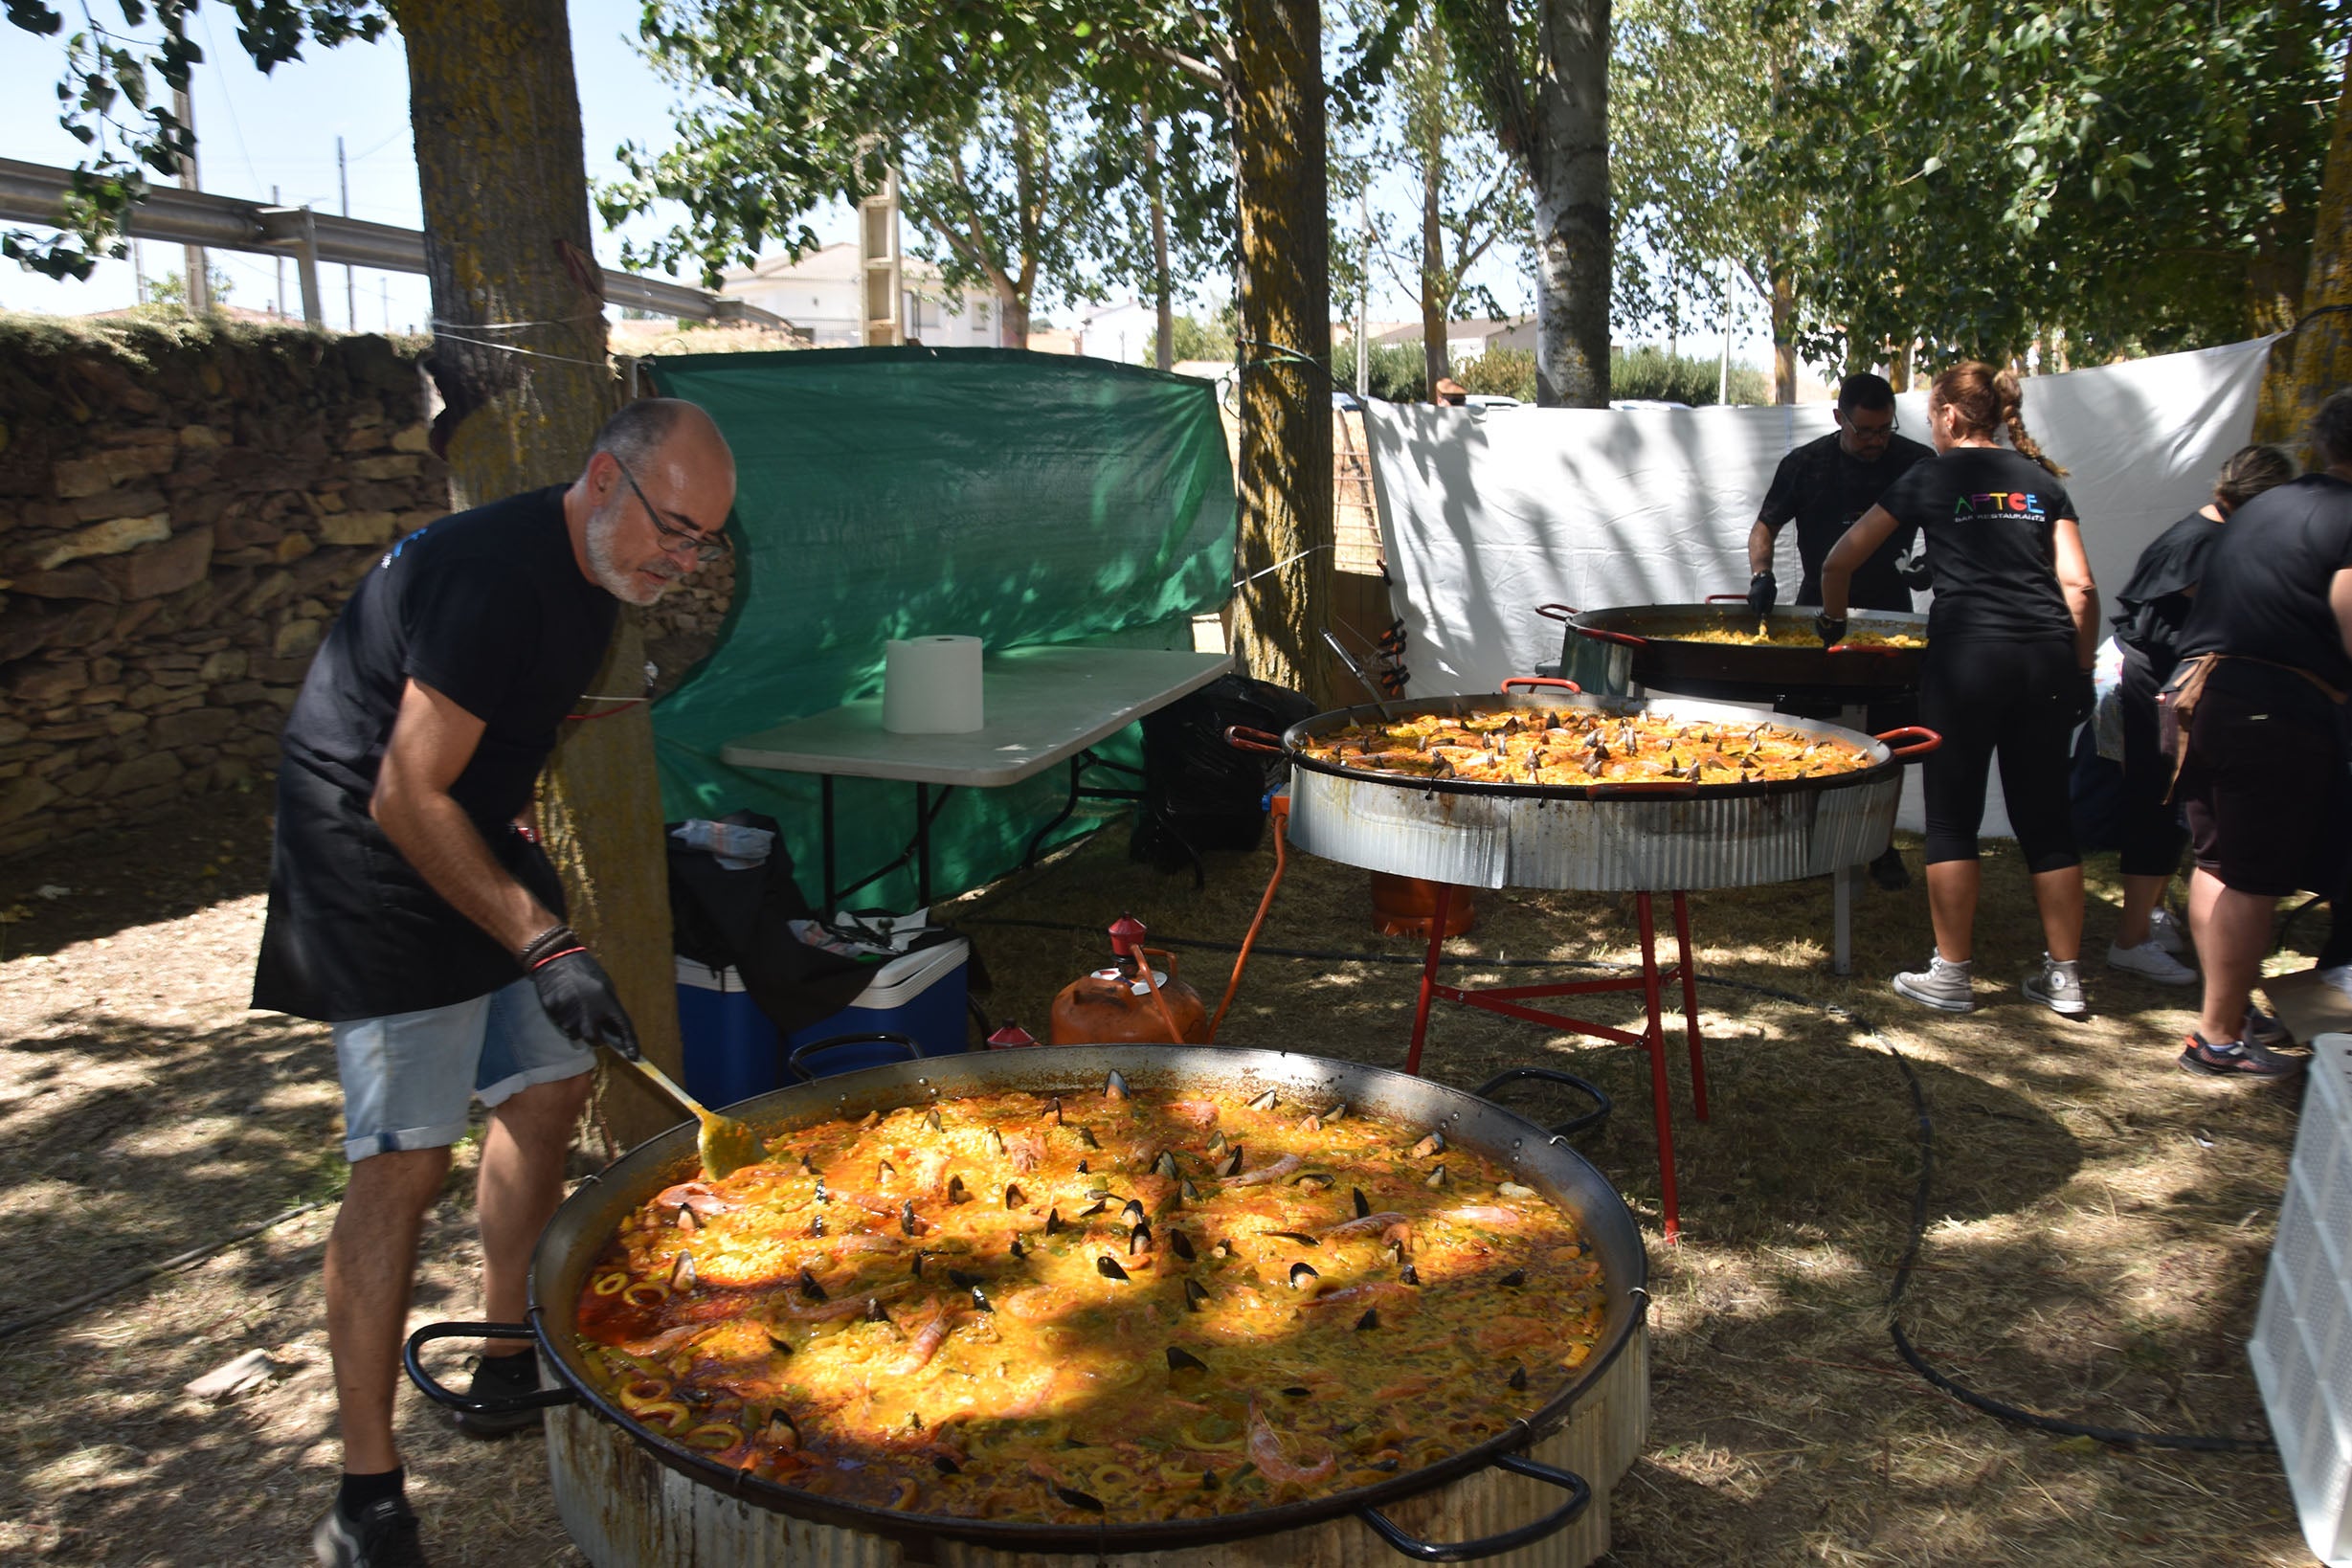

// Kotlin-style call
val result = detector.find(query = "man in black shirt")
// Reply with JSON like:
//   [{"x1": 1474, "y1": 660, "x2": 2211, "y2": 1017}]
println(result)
[
  {"x1": 1746, "y1": 373, "x2": 1934, "y2": 615},
  {"x1": 255, "y1": 399, "x2": 737, "y2": 1566},
  {"x1": 1745, "y1": 372, "x2": 1933, "y2": 886},
  {"x1": 2171, "y1": 390, "x2": 2352, "y2": 1081}
]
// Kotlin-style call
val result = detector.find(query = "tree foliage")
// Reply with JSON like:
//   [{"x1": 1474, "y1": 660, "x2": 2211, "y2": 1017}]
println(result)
[
  {"x1": 1429, "y1": 0, "x2": 1611, "y2": 405},
  {"x1": 605, "y1": 0, "x2": 1232, "y2": 342},
  {"x1": 1366, "y1": 0, "x2": 1533, "y2": 387},
  {"x1": 1755, "y1": 0, "x2": 2344, "y2": 369},
  {"x1": 1608, "y1": 0, "x2": 1786, "y2": 344},
  {"x1": 4, "y1": 0, "x2": 388, "y2": 279}
]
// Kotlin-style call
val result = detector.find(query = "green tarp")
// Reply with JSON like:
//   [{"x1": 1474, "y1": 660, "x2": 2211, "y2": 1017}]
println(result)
[{"x1": 645, "y1": 347, "x2": 1236, "y2": 914}]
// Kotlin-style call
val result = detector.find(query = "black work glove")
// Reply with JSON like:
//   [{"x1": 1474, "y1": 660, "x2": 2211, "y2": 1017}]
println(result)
[
  {"x1": 2065, "y1": 667, "x2": 2096, "y2": 728},
  {"x1": 1745, "y1": 571, "x2": 1777, "y2": 620},
  {"x1": 524, "y1": 929, "x2": 641, "y2": 1059},
  {"x1": 1814, "y1": 612, "x2": 1848, "y2": 647}
]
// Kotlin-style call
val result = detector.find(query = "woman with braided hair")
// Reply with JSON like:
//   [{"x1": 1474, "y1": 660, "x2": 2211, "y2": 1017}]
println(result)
[{"x1": 1819, "y1": 362, "x2": 2101, "y2": 1017}]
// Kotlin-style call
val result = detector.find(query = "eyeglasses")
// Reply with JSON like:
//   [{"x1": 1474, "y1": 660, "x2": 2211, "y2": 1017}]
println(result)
[
  {"x1": 613, "y1": 456, "x2": 730, "y2": 567},
  {"x1": 1843, "y1": 412, "x2": 1900, "y2": 437}
]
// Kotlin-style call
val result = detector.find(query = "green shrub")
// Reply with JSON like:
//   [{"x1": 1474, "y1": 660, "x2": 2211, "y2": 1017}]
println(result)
[
  {"x1": 1332, "y1": 338, "x2": 1773, "y2": 406},
  {"x1": 1332, "y1": 340, "x2": 1428, "y2": 403}
]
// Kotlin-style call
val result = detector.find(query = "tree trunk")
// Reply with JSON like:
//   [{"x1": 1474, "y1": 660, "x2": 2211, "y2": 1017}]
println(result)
[
  {"x1": 1422, "y1": 101, "x2": 1450, "y2": 395},
  {"x1": 1771, "y1": 266, "x2": 1796, "y2": 404},
  {"x1": 397, "y1": 0, "x2": 682, "y2": 1152},
  {"x1": 997, "y1": 279, "x2": 1031, "y2": 348},
  {"x1": 1147, "y1": 116, "x2": 1174, "y2": 371},
  {"x1": 1527, "y1": 0, "x2": 1609, "y2": 408},
  {"x1": 2256, "y1": 48, "x2": 2352, "y2": 459},
  {"x1": 1231, "y1": 0, "x2": 1336, "y2": 706}
]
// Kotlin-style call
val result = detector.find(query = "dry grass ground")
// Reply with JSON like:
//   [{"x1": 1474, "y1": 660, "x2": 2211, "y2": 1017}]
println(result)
[{"x1": 0, "y1": 793, "x2": 2325, "y2": 1566}]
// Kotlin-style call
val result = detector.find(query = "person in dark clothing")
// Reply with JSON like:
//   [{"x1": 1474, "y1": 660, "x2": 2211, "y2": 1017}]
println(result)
[
  {"x1": 1745, "y1": 372, "x2": 1935, "y2": 888},
  {"x1": 2170, "y1": 390, "x2": 2352, "y2": 1079},
  {"x1": 1819, "y1": 362, "x2": 2099, "y2": 1018},
  {"x1": 2104, "y1": 445, "x2": 2295, "y2": 989},
  {"x1": 254, "y1": 399, "x2": 738, "y2": 1568}
]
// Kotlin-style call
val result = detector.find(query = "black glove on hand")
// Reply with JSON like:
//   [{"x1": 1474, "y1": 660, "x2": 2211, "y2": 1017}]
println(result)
[
  {"x1": 2066, "y1": 667, "x2": 2097, "y2": 728},
  {"x1": 527, "y1": 941, "x2": 641, "y2": 1059},
  {"x1": 1745, "y1": 571, "x2": 1777, "y2": 620},
  {"x1": 1895, "y1": 543, "x2": 1933, "y2": 590},
  {"x1": 1814, "y1": 612, "x2": 1848, "y2": 647}
]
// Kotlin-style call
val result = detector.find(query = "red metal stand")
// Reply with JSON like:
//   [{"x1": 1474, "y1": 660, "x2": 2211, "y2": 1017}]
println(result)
[{"x1": 1403, "y1": 883, "x2": 1708, "y2": 1242}]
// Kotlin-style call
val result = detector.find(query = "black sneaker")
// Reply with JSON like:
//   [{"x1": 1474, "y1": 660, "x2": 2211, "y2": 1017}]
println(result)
[
  {"x1": 1868, "y1": 845, "x2": 1911, "y2": 891},
  {"x1": 2178, "y1": 1032, "x2": 2301, "y2": 1080},
  {"x1": 312, "y1": 1495, "x2": 429, "y2": 1568},
  {"x1": 452, "y1": 1349, "x2": 544, "y2": 1439}
]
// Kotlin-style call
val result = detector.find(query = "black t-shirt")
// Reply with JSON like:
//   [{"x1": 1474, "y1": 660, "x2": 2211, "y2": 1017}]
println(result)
[
  {"x1": 1874, "y1": 446, "x2": 2078, "y2": 643},
  {"x1": 2177, "y1": 474, "x2": 2352, "y2": 712},
  {"x1": 252, "y1": 485, "x2": 618, "y2": 1021},
  {"x1": 1757, "y1": 431, "x2": 1935, "y2": 609},
  {"x1": 2111, "y1": 510, "x2": 2222, "y2": 672}
]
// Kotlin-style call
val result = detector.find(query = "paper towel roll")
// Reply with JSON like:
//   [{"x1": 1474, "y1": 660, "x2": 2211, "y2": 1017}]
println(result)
[{"x1": 882, "y1": 636, "x2": 985, "y2": 733}]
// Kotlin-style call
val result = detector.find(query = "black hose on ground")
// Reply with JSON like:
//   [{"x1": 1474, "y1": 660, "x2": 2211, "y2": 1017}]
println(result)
[{"x1": 967, "y1": 914, "x2": 2279, "y2": 1453}]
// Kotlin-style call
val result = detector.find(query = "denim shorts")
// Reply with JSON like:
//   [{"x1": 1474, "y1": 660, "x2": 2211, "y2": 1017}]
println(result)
[{"x1": 330, "y1": 978, "x2": 594, "y2": 1161}]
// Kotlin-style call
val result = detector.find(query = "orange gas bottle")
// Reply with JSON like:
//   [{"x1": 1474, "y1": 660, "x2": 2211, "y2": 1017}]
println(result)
[
  {"x1": 1048, "y1": 915, "x2": 1213, "y2": 1044},
  {"x1": 1370, "y1": 872, "x2": 1477, "y2": 938}
]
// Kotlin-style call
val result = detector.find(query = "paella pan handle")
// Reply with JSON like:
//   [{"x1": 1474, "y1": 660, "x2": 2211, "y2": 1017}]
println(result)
[
  {"x1": 1702, "y1": 593, "x2": 1750, "y2": 603},
  {"x1": 1355, "y1": 1452, "x2": 1593, "y2": 1562},
  {"x1": 1534, "y1": 602, "x2": 1578, "y2": 622},
  {"x1": 1873, "y1": 725, "x2": 1941, "y2": 762},
  {"x1": 1566, "y1": 621, "x2": 1646, "y2": 651},
  {"x1": 1469, "y1": 1064, "x2": 1613, "y2": 1138},
  {"x1": 1223, "y1": 725, "x2": 1286, "y2": 755},
  {"x1": 1497, "y1": 675, "x2": 1582, "y2": 694},
  {"x1": 403, "y1": 1321, "x2": 578, "y2": 1414},
  {"x1": 788, "y1": 1030, "x2": 921, "y2": 1083}
]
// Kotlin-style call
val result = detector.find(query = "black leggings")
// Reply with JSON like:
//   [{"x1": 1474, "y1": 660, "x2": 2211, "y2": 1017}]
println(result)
[
  {"x1": 1918, "y1": 638, "x2": 2081, "y2": 872},
  {"x1": 2116, "y1": 643, "x2": 2187, "y2": 877}
]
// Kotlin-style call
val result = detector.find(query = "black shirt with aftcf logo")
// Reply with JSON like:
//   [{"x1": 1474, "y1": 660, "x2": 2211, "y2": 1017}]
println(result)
[
  {"x1": 252, "y1": 485, "x2": 618, "y2": 1022},
  {"x1": 1873, "y1": 447, "x2": 2078, "y2": 643},
  {"x1": 2176, "y1": 473, "x2": 2352, "y2": 714},
  {"x1": 1757, "y1": 430, "x2": 1935, "y2": 609}
]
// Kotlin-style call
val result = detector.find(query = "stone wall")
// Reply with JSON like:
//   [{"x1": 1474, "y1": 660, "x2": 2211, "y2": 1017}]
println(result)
[
  {"x1": 0, "y1": 316, "x2": 450, "y2": 860},
  {"x1": 0, "y1": 318, "x2": 751, "y2": 861}
]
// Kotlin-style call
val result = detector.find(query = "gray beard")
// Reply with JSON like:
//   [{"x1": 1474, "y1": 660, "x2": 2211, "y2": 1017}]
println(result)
[{"x1": 584, "y1": 495, "x2": 670, "y2": 606}]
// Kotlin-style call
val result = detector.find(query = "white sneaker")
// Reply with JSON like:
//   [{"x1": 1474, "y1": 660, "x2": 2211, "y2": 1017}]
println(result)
[
  {"x1": 2149, "y1": 907, "x2": 2189, "y2": 957},
  {"x1": 1894, "y1": 952, "x2": 1975, "y2": 1013},
  {"x1": 2321, "y1": 965, "x2": 2352, "y2": 1006},
  {"x1": 2107, "y1": 938, "x2": 2197, "y2": 986},
  {"x1": 2024, "y1": 954, "x2": 2088, "y2": 1016}
]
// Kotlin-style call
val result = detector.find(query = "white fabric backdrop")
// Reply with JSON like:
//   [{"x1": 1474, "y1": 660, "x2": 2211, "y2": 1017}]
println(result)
[{"x1": 1362, "y1": 337, "x2": 2277, "y2": 838}]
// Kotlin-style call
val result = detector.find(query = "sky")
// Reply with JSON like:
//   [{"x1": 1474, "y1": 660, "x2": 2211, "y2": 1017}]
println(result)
[{"x1": 0, "y1": 2, "x2": 1781, "y2": 368}]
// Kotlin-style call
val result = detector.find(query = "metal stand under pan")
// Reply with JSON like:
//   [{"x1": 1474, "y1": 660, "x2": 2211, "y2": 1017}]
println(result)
[{"x1": 1403, "y1": 882, "x2": 1707, "y2": 1242}]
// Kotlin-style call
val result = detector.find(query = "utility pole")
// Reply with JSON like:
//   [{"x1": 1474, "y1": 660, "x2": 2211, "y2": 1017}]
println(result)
[
  {"x1": 273, "y1": 184, "x2": 285, "y2": 318},
  {"x1": 382, "y1": 277, "x2": 391, "y2": 333},
  {"x1": 173, "y1": 85, "x2": 209, "y2": 313},
  {"x1": 339, "y1": 135, "x2": 355, "y2": 332},
  {"x1": 131, "y1": 238, "x2": 146, "y2": 305}
]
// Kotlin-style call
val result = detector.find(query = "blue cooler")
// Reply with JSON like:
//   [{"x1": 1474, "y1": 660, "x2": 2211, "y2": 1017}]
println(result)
[{"x1": 675, "y1": 938, "x2": 972, "y2": 1104}]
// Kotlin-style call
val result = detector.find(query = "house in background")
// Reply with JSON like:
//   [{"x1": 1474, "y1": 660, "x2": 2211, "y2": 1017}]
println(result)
[
  {"x1": 720, "y1": 243, "x2": 1000, "y2": 348},
  {"x1": 1073, "y1": 300, "x2": 1156, "y2": 365}
]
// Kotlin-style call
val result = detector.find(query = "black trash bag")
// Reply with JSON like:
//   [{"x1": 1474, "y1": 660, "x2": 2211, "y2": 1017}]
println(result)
[
  {"x1": 667, "y1": 810, "x2": 876, "y2": 1037},
  {"x1": 1131, "y1": 675, "x2": 1317, "y2": 874}
]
